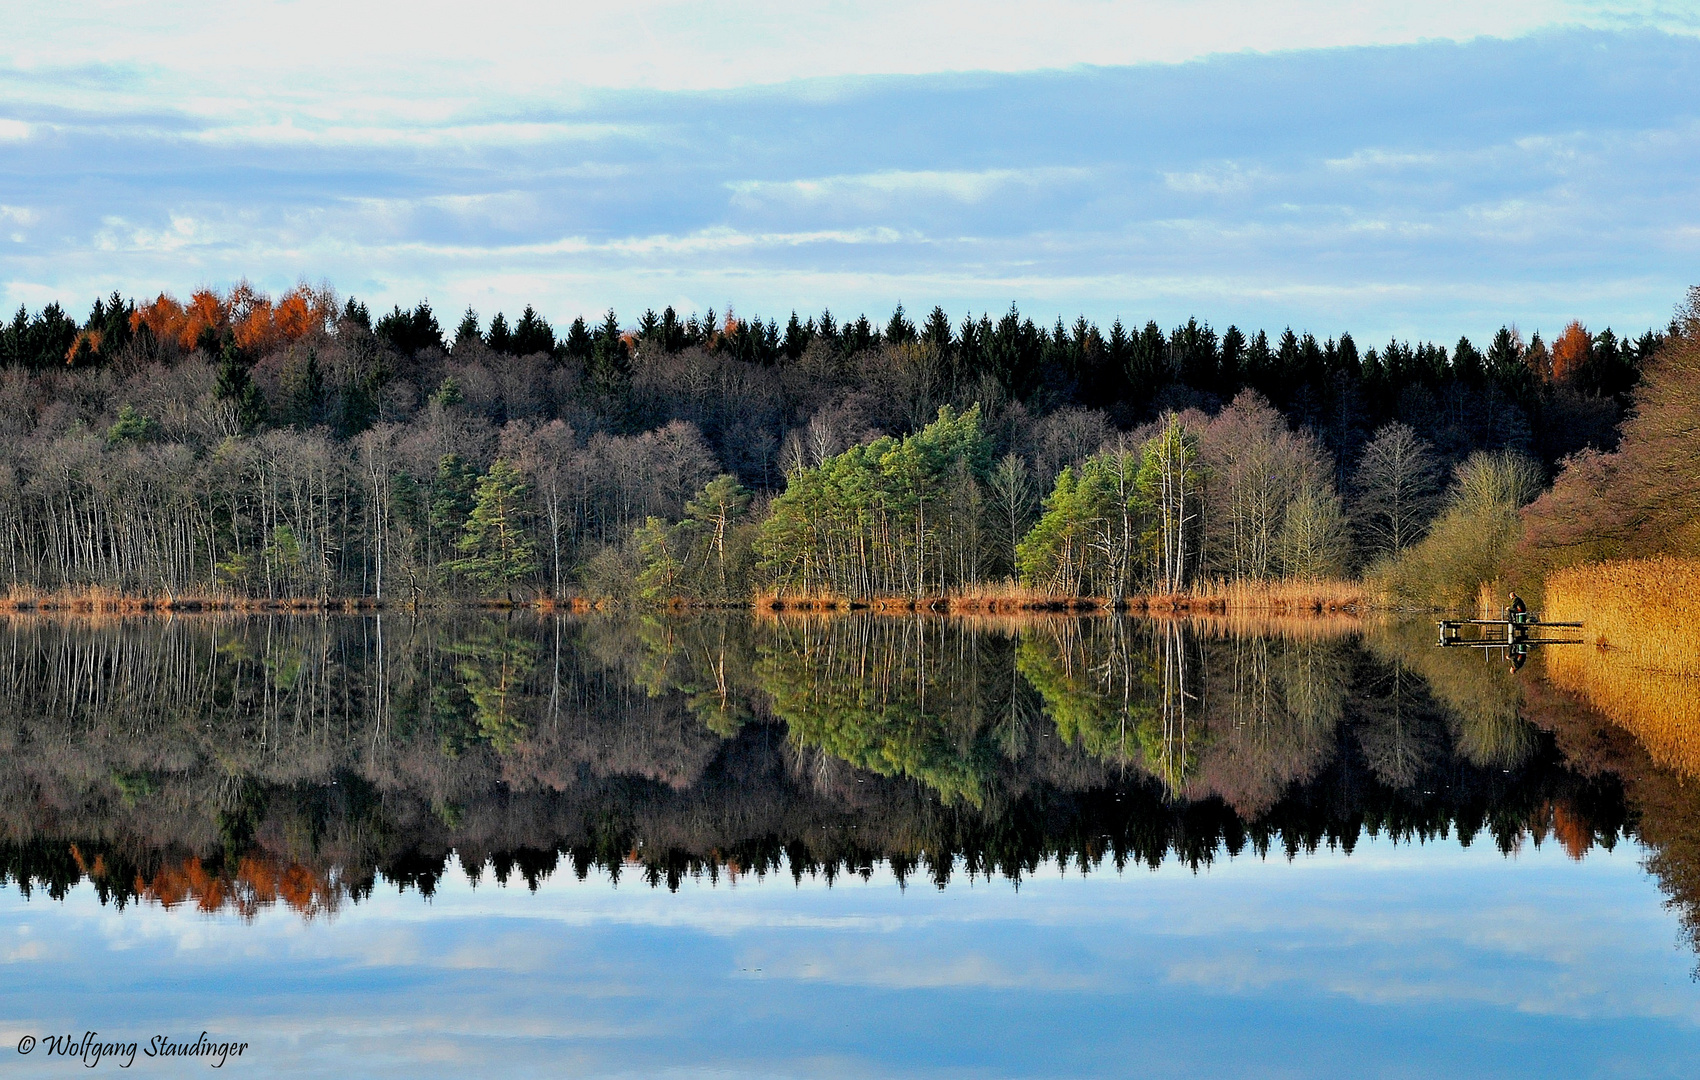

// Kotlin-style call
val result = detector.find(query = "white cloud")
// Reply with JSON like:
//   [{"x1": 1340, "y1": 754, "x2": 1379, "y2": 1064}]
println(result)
[
  {"x1": 1, "y1": 1, "x2": 1694, "y2": 142},
  {"x1": 1163, "y1": 163, "x2": 1267, "y2": 194},
  {"x1": 730, "y1": 168, "x2": 1095, "y2": 208},
  {"x1": 0, "y1": 119, "x2": 29, "y2": 140}
]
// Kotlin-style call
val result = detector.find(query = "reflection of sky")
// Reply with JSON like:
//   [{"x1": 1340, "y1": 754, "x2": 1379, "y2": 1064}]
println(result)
[
  {"x1": 3, "y1": 837, "x2": 1696, "y2": 1077},
  {"x1": 3, "y1": 12, "x2": 1700, "y2": 340}
]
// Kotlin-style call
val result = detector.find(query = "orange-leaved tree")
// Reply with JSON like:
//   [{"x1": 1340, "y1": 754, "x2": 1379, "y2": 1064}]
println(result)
[{"x1": 1551, "y1": 320, "x2": 1591, "y2": 385}]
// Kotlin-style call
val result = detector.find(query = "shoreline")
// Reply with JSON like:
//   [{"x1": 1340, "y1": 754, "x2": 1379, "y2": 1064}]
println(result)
[{"x1": 0, "y1": 584, "x2": 1369, "y2": 618}]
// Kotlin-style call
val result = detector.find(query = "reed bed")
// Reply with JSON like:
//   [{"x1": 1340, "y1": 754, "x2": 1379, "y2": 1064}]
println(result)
[
  {"x1": 1545, "y1": 557, "x2": 1700, "y2": 676},
  {"x1": 1543, "y1": 557, "x2": 1700, "y2": 778},
  {"x1": 1180, "y1": 578, "x2": 1368, "y2": 614}
]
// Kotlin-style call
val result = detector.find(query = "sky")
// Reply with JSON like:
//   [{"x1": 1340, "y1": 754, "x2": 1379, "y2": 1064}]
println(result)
[
  {"x1": 3, "y1": 2, "x2": 1700, "y2": 343},
  {"x1": 3, "y1": 839, "x2": 1698, "y2": 1077}
]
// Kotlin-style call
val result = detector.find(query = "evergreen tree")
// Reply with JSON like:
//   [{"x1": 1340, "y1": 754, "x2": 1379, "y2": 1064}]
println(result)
[
  {"x1": 446, "y1": 458, "x2": 539, "y2": 600},
  {"x1": 105, "y1": 404, "x2": 161, "y2": 446},
  {"x1": 429, "y1": 453, "x2": 480, "y2": 569},
  {"x1": 454, "y1": 308, "x2": 481, "y2": 348},
  {"x1": 512, "y1": 305, "x2": 555, "y2": 355},
  {"x1": 280, "y1": 347, "x2": 324, "y2": 427},
  {"x1": 590, "y1": 309, "x2": 630, "y2": 396},
  {"x1": 486, "y1": 312, "x2": 513, "y2": 354},
  {"x1": 885, "y1": 303, "x2": 917, "y2": 345},
  {"x1": 215, "y1": 342, "x2": 266, "y2": 431},
  {"x1": 564, "y1": 316, "x2": 594, "y2": 361},
  {"x1": 921, "y1": 306, "x2": 953, "y2": 356}
]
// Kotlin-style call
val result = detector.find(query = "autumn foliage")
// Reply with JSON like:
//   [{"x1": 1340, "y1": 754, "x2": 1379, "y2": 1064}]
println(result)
[
  {"x1": 1550, "y1": 320, "x2": 1592, "y2": 385},
  {"x1": 140, "y1": 853, "x2": 340, "y2": 919},
  {"x1": 1522, "y1": 292, "x2": 1700, "y2": 568},
  {"x1": 131, "y1": 282, "x2": 333, "y2": 353}
]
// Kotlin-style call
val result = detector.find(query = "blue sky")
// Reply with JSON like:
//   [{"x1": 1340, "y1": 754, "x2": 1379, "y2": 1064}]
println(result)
[
  {"x1": 2, "y1": 3, "x2": 1699, "y2": 343},
  {"x1": 3, "y1": 840, "x2": 1698, "y2": 1078}
]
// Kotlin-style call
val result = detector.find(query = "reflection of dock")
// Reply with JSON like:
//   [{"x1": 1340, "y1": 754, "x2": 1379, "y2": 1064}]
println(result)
[{"x1": 1436, "y1": 615, "x2": 1584, "y2": 649}]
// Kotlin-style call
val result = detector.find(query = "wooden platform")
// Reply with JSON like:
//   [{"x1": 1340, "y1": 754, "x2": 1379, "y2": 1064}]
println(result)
[{"x1": 1436, "y1": 613, "x2": 1584, "y2": 648}]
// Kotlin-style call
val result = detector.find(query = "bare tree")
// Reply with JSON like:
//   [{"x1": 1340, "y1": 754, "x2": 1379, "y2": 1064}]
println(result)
[
  {"x1": 986, "y1": 453, "x2": 1036, "y2": 578},
  {"x1": 1351, "y1": 422, "x2": 1442, "y2": 562}
]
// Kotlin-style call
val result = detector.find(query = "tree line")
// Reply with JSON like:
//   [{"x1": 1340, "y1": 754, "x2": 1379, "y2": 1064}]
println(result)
[{"x1": 0, "y1": 280, "x2": 1669, "y2": 601}]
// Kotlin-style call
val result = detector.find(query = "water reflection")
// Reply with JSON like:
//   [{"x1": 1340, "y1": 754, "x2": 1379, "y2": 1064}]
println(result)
[{"x1": 0, "y1": 613, "x2": 1688, "y2": 939}]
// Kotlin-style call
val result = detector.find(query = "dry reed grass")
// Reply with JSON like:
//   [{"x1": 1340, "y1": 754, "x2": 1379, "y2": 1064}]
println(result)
[
  {"x1": 1543, "y1": 556, "x2": 1700, "y2": 778},
  {"x1": 1175, "y1": 578, "x2": 1368, "y2": 614},
  {"x1": 1545, "y1": 557, "x2": 1700, "y2": 676}
]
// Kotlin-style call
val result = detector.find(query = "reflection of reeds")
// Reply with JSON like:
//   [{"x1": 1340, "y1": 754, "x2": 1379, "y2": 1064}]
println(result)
[
  {"x1": 753, "y1": 577, "x2": 1368, "y2": 617},
  {"x1": 1544, "y1": 558, "x2": 1700, "y2": 778},
  {"x1": 1162, "y1": 610, "x2": 1371, "y2": 642}
]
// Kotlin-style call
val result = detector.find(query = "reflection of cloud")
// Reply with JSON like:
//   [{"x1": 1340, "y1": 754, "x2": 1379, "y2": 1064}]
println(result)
[
  {"x1": 2, "y1": 940, "x2": 47, "y2": 962},
  {"x1": 2, "y1": 837, "x2": 1699, "y2": 1079},
  {"x1": 189, "y1": 120, "x2": 632, "y2": 149},
  {"x1": 741, "y1": 941, "x2": 1099, "y2": 990}
]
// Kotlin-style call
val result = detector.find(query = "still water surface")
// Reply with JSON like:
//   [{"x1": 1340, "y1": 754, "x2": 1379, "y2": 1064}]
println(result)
[{"x1": 1, "y1": 614, "x2": 1696, "y2": 1077}]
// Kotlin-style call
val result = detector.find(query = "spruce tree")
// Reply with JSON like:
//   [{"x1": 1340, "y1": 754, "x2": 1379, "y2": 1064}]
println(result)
[
  {"x1": 215, "y1": 342, "x2": 266, "y2": 431},
  {"x1": 446, "y1": 459, "x2": 538, "y2": 600}
]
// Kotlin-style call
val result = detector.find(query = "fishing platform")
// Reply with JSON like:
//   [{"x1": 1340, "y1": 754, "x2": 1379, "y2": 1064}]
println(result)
[{"x1": 1436, "y1": 611, "x2": 1584, "y2": 650}]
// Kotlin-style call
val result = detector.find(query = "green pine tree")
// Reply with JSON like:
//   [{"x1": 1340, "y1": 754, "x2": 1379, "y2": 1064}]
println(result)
[
  {"x1": 446, "y1": 458, "x2": 539, "y2": 600},
  {"x1": 215, "y1": 343, "x2": 266, "y2": 431}
]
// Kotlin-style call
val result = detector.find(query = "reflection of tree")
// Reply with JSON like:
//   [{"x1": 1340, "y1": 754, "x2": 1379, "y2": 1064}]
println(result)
[
  {"x1": 0, "y1": 611, "x2": 1677, "y2": 952},
  {"x1": 443, "y1": 621, "x2": 541, "y2": 754},
  {"x1": 1353, "y1": 657, "x2": 1447, "y2": 790},
  {"x1": 1018, "y1": 619, "x2": 1350, "y2": 812},
  {"x1": 754, "y1": 618, "x2": 1013, "y2": 806},
  {"x1": 625, "y1": 616, "x2": 755, "y2": 737},
  {"x1": 1363, "y1": 621, "x2": 1537, "y2": 770},
  {"x1": 1016, "y1": 620, "x2": 1160, "y2": 770}
]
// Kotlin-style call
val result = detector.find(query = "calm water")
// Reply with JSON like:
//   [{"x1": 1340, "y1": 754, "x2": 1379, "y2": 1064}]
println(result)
[{"x1": 1, "y1": 614, "x2": 1697, "y2": 1078}]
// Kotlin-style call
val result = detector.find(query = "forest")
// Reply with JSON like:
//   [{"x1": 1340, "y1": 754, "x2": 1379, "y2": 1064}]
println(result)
[{"x1": 0, "y1": 280, "x2": 1686, "y2": 607}]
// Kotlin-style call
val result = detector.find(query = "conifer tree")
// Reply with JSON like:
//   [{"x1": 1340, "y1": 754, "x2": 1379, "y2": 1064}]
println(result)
[
  {"x1": 215, "y1": 342, "x2": 266, "y2": 431},
  {"x1": 447, "y1": 458, "x2": 539, "y2": 600}
]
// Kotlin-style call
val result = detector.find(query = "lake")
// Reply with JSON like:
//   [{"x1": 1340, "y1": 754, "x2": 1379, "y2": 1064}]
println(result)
[{"x1": 2, "y1": 613, "x2": 1697, "y2": 1077}]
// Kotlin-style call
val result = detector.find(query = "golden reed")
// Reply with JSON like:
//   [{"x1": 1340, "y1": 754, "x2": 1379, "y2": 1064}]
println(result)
[{"x1": 1544, "y1": 557, "x2": 1700, "y2": 777}]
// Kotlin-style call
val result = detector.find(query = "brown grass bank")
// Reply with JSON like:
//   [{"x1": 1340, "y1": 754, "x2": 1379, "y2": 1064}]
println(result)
[{"x1": 1543, "y1": 557, "x2": 1700, "y2": 778}]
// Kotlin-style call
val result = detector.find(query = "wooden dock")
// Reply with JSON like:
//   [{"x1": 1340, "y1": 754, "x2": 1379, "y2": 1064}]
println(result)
[{"x1": 1436, "y1": 612, "x2": 1584, "y2": 649}]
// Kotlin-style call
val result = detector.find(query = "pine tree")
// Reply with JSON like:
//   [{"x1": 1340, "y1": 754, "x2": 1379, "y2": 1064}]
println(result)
[
  {"x1": 215, "y1": 343, "x2": 266, "y2": 431},
  {"x1": 590, "y1": 309, "x2": 630, "y2": 396},
  {"x1": 454, "y1": 308, "x2": 481, "y2": 348},
  {"x1": 280, "y1": 347, "x2": 324, "y2": 427},
  {"x1": 446, "y1": 459, "x2": 539, "y2": 600},
  {"x1": 684, "y1": 474, "x2": 752, "y2": 596},
  {"x1": 428, "y1": 453, "x2": 479, "y2": 569}
]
